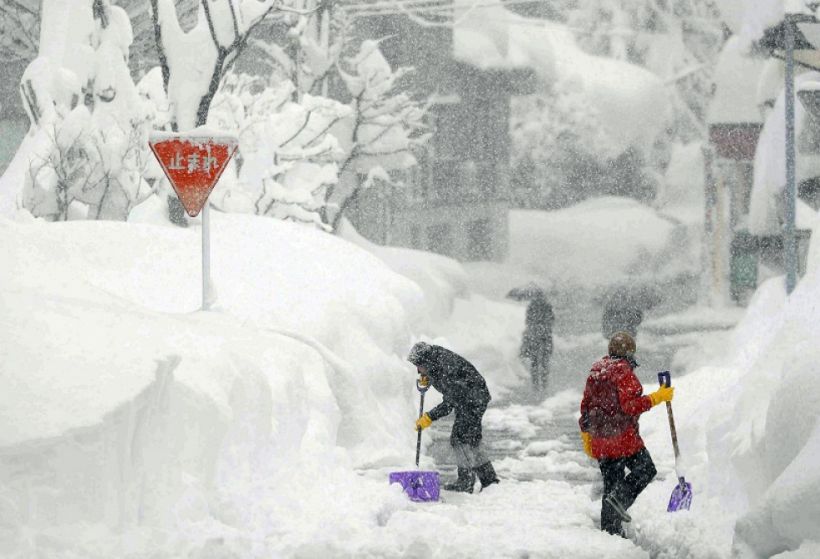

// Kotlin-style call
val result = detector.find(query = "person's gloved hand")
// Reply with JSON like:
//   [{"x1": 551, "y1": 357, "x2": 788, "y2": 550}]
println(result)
[
  {"x1": 649, "y1": 384, "x2": 674, "y2": 406},
  {"x1": 580, "y1": 431, "x2": 593, "y2": 459},
  {"x1": 418, "y1": 375, "x2": 430, "y2": 388},
  {"x1": 415, "y1": 413, "x2": 432, "y2": 431}
]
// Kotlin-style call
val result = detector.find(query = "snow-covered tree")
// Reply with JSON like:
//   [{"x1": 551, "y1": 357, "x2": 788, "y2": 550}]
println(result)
[
  {"x1": 511, "y1": 83, "x2": 610, "y2": 207},
  {"x1": 511, "y1": 85, "x2": 657, "y2": 208},
  {"x1": 207, "y1": 72, "x2": 350, "y2": 228},
  {"x1": 147, "y1": 0, "x2": 284, "y2": 130},
  {"x1": 240, "y1": 13, "x2": 429, "y2": 231},
  {"x1": 18, "y1": 0, "x2": 153, "y2": 221},
  {"x1": 323, "y1": 40, "x2": 429, "y2": 231},
  {"x1": 566, "y1": 0, "x2": 724, "y2": 141}
]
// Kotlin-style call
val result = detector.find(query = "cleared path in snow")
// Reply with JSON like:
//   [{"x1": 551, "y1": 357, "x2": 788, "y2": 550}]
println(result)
[{"x1": 411, "y1": 292, "x2": 704, "y2": 558}]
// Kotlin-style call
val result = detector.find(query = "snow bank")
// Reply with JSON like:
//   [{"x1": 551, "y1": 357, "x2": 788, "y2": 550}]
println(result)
[
  {"x1": 339, "y1": 217, "x2": 467, "y2": 326},
  {"x1": 508, "y1": 197, "x2": 693, "y2": 291},
  {"x1": 0, "y1": 213, "x2": 436, "y2": 555},
  {"x1": 625, "y1": 231, "x2": 820, "y2": 556}
]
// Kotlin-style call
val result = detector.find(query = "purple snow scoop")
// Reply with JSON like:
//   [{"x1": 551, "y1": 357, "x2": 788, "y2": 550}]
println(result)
[
  {"x1": 658, "y1": 372, "x2": 693, "y2": 512},
  {"x1": 389, "y1": 470, "x2": 440, "y2": 502},
  {"x1": 388, "y1": 378, "x2": 440, "y2": 502}
]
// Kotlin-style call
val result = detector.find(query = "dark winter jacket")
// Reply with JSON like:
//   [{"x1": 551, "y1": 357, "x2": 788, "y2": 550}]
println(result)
[
  {"x1": 579, "y1": 356, "x2": 652, "y2": 460},
  {"x1": 520, "y1": 296, "x2": 554, "y2": 360},
  {"x1": 421, "y1": 346, "x2": 492, "y2": 422}
]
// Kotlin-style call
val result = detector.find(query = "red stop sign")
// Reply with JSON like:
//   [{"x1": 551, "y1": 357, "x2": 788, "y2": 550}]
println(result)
[{"x1": 149, "y1": 134, "x2": 238, "y2": 217}]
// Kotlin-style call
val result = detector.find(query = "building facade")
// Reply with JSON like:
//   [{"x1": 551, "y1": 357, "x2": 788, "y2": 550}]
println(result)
[{"x1": 344, "y1": 12, "x2": 535, "y2": 262}]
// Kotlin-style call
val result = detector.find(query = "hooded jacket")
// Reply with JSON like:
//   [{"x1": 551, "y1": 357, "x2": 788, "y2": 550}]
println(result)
[
  {"x1": 579, "y1": 356, "x2": 652, "y2": 459},
  {"x1": 421, "y1": 345, "x2": 491, "y2": 421}
]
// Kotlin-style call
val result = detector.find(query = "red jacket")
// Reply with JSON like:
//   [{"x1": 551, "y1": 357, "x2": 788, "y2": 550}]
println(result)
[{"x1": 579, "y1": 356, "x2": 652, "y2": 460}]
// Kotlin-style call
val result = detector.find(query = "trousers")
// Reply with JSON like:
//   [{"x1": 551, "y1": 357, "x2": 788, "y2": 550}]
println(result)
[{"x1": 599, "y1": 447, "x2": 657, "y2": 534}]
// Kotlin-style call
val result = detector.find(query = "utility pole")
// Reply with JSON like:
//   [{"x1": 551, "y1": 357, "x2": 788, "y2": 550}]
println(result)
[{"x1": 784, "y1": 12, "x2": 798, "y2": 295}]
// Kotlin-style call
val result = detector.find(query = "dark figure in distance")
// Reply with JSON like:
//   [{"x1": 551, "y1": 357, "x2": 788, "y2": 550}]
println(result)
[
  {"x1": 601, "y1": 297, "x2": 643, "y2": 340},
  {"x1": 520, "y1": 293, "x2": 554, "y2": 392},
  {"x1": 408, "y1": 342, "x2": 500, "y2": 493},
  {"x1": 579, "y1": 332, "x2": 673, "y2": 536}
]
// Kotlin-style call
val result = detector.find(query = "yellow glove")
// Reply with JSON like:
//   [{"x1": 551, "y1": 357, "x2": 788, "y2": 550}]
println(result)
[
  {"x1": 580, "y1": 431, "x2": 593, "y2": 459},
  {"x1": 415, "y1": 413, "x2": 432, "y2": 431},
  {"x1": 649, "y1": 384, "x2": 674, "y2": 407},
  {"x1": 418, "y1": 375, "x2": 430, "y2": 388}
]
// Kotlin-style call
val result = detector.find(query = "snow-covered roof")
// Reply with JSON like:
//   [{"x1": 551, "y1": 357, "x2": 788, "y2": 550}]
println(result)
[
  {"x1": 451, "y1": 2, "x2": 552, "y2": 76},
  {"x1": 707, "y1": 36, "x2": 767, "y2": 124},
  {"x1": 451, "y1": 2, "x2": 668, "y2": 154},
  {"x1": 716, "y1": 0, "x2": 814, "y2": 42}
]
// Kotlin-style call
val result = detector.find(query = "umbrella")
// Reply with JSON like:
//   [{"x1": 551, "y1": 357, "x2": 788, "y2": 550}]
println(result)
[{"x1": 506, "y1": 282, "x2": 546, "y2": 302}]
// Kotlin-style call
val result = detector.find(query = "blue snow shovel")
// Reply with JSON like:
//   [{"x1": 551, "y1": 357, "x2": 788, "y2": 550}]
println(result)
[
  {"x1": 658, "y1": 371, "x2": 692, "y2": 512},
  {"x1": 388, "y1": 379, "x2": 440, "y2": 502}
]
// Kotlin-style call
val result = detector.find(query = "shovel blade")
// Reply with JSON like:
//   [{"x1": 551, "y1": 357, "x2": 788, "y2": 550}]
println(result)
[
  {"x1": 389, "y1": 471, "x2": 440, "y2": 502},
  {"x1": 667, "y1": 477, "x2": 693, "y2": 512}
]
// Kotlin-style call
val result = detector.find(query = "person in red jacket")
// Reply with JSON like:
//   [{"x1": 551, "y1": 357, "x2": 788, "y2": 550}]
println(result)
[{"x1": 579, "y1": 331, "x2": 674, "y2": 536}]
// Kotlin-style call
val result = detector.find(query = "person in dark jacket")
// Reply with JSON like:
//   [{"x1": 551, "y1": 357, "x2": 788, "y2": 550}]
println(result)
[
  {"x1": 408, "y1": 341, "x2": 499, "y2": 493},
  {"x1": 601, "y1": 298, "x2": 643, "y2": 340},
  {"x1": 579, "y1": 332, "x2": 673, "y2": 536},
  {"x1": 520, "y1": 293, "x2": 554, "y2": 392}
]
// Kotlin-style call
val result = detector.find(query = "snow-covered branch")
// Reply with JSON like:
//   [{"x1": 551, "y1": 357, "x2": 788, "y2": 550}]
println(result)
[
  {"x1": 148, "y1": 0, "x2": 280, "y2": 129},
  {"x1": 0, "y1": 0, "x2": 39, "y2": 61}
]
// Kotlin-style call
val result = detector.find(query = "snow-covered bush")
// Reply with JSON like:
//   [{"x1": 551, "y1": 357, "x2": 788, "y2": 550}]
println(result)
[
  {"x1": 18, "y1": 0, "x2": 153, "y2": 221},
  {"x1": 207, "y1": 73, "x2": 350, "y2": 228},
  {"x1": 511, "y1": 82, "x2": 611, "y2": 208}
]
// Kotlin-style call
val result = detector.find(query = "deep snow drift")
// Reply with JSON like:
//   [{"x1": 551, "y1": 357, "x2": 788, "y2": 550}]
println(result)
[
  {"x1": 0, "y1": 209, "x2": 650, "y2": 558},
  {"x1": 0, "y1": 211, "x2": 434, "y2": 556},
  {"x1": 624, "y1": 254, "x2": 820, "y2": 557}
]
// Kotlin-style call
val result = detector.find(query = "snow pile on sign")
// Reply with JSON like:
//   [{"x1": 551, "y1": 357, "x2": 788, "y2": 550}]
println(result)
[
  {"x1": 508, "y1": 197, "x2": 693, "y2": 291},
  {"x1": 452, "y1": 0, "x2": 667, "y2": 155},
  {"x1": 0, "y1": 213, "x2": 435, "y2": 556},
  {"x1": 623, "y1": 236, "x2": 820, "y2": 556}
]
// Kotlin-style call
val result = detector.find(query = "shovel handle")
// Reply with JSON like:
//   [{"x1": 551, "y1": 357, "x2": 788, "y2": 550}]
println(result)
[
  {"x1": 658, "y1": 371, "x2": 680, "y2": 459},
  {"x1": 415, "y1": 389, "x2": 426, "y2": 467}
]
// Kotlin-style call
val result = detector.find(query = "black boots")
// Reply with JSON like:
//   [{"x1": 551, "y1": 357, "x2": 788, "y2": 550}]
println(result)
[
  {"x1": 444, "y1": 468, "x2": 476, "y2": 493},
  {"x1": 443, "y1": 463, "x2": 499, "y2": 493},
  {"x1": 604, "y1": 494, "x2": 632, "y2": 522},
  {"x1": 475, "y1": 462, "x2": 500, "y2": 490}
]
